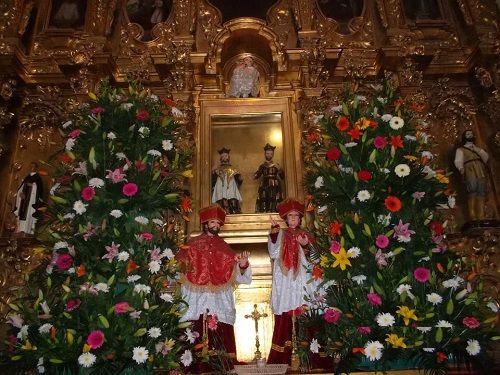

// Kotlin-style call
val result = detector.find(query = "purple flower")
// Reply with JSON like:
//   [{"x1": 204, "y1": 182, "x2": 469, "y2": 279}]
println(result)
[
  {"x1": 375, "y1": 234, "x2": 389, "y2": 249},
  {"x1": 394, "y1": 219, "x2": 415, "y2": 243}
]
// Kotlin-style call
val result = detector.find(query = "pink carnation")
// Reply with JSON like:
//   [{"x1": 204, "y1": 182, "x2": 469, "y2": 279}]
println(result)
[
  {"x1": 90, "y1": 107, "x2": 105, "y2": 114},
  {"x1": 462, "y1": 316, "x2": 480, "y2": 329},
  {"x1": 367, "y1": 292, "x2": 382, "y2": 306},
  {"x1": 81, "y1": 186, "x2": 95, "y2": 201},
  {"x1": 56, "y1": 253, "x2": 73, "y2": 270},
  {"x1": 374, "y1": 136, "x2": 387, "y2": 149},
  {"x1": 87, "y1": 330, "x2": 105, "y2": 349},
  {"x1": 136, "y1": 109, "x2": 150, "y2": 122},
  {"x1": 122, "y1": 182, "x2": 138, "y2": 197},
  {"x1": 357, "y1": 326, "x2": 372, "y2": 335},
  {"x1": 375, "y1": 234, "x2": 389, "y2": 249},
  {"x1": 208, "y1": 315, "x2": 218, "y2": 331},
  {"x1": 68, "y1": 129, "x2": 81, "y2": 138},
  {"x1": 323, "y1": 308, "x2": 342, "y2": 323},
  {"x1": 329, "y1": 240, "x2": 341, "y2": 254},
  {"x1": 414, "y1": 267, "x2": 430, "y2": 283},
  {"x1": 141, "y1": 232, "x2": 153, "y2": 241},
  {"x1": 66, "y1": 298, "x2": 81, "y2": 311},
  {"x1": 114, "y1": 301, "x2": 130, "y2": 314}
]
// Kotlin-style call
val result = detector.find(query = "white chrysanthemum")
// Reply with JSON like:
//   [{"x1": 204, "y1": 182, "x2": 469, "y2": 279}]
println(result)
[
  {"x1": 88, "y1": 178, "x2": 104, "y2": 188},
  {"x1": 381, "y1": 114, "x2": 393, "y2": 122},
  {"x1": 148, "y1": 260, "x2": 161, "y2": 274},
  {"x1": 116, "y1": 152, "x2": 127, "y2": 160},
  {"x1": 389, "y1": 116, "x2": 404, "y2": 130},
  {"x1": 134, "y1": 284, "x2": 152, "y2": 294},
  {"x1": 38, "y1": 323, "x2": 53, "y2": 334},
  {"x1": 121, "y1": 103, "x2": 133, "y2": 111},
  {"x1": 423, "y1": 348, "x2": 435, "y2": 352},
  {"x1": 435, "y1": 320, "x2": 453, "y2": 328},
  {"x1": 345, "y1": 142, "x2": 358, "y2": 148},
  {"x1": 107, "y1": 132, "x2": 116, "y2": 139},
  {"x1": 54, "y1": 241, "x2": 68, "y2": 250},
  {"x1": 17, "y1": 325, "x2": 29, "y2": 340},
  {"x1": 78, "y1": 352, "x2": 96, "y2": 368},
  {"x1": 65, "y1": 138, "x2": 76, "y2": 151},
  {"x1": 117, "y1": 251, "x2": 130, "y2": 261},
  {"x1": 426, "y1": 293, "x2": 443, "y2": 305},
  {"x1": 314, "y1": 176, "x2": 324, "y2": 189},
  {"x1": 152, "y1": 218, "x2": 164, "y2": 226},
  {"x1": 162, "y1": 140, "x2": 173, "y2": 151},
  {"x1": 132, "y1": 347, "x2": 149, "y2": 364},
  {"x1": 147, "y1": 149, "x2": 161, "y2": 157},
  {"x1": 160, "y1": 293, "x2": 174, "y2": 302},
  {"x1": 466, "y1": 339, "x2": 480, "y2": 356},
  {"x1": 394, "y1": 163, "x2": 410, "y2": 177},
  {"x1": 62, "y1": 120, "x2": 72, "y2": 129},
  {"x1": 134, "y1": 216, "x2": 149, "y2": 225},
  {"x1": 110, "y1": 209, "x2": 123, "y2": 218},
  {"x1": 364, "y1": 341, "x2": 384, "y2": 361},
  {"x1": 180, "y1": 350, "x2": 193, "y2": 367},
  {"x1": 73, "y1": 200, "x2": 87, "y2": 215},
  {"x1": 416, "y1": 327, "x2": 432, "y2": 333},
  {"x1": 357, "y1": 190, "x2": 371, "y2": 202},
  {"x1": 94, "y1": 283, "x2": 109, "y2": 293},
  {"x1": 127, "y1": 275, "x2": 141, "y2": 283},
  {"x1": 162, "y1": 248, "x2": 175, "y2": 259},
  {"x1": 396, "y1": 284, "x2": 414, "y2": 299},
  {"x1": 310, "y1": 338, "x2": 321, "y2": 353},
  {"x1": 130, "y1": 310, "x2": 142, "y2": 319},
  {"x1": 351, "y1": 274, "x2": 366, "y2": 285},
  {"x1": 148, "y1": 327, "x2": 162, "y2": 339},
  {"x1": 347, "y1": 247, "x2": 361, "y2": 258},
  {"x1": 442, "y1": 276, "x2": 464, "y2": 290},
  {"x1": 376, "y1": 313, "x2": 395, "y2": 327}
]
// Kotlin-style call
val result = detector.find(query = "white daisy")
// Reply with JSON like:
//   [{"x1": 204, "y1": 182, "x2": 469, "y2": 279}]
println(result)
[
  {"x1": 148, "y1": 327, "x2": 162, "y2": 339},
  {"x1": 117, "y1": 251, "x2": 130, "y2": 261},
  {"x1": 78, "y1": 352, "x2": 96, "y2": 368},
  {"x1": 426, "y1": 293, "x2": 443, "y2": 305},
  {"x1": 376, "y1": 313, "x2": 395, "y2": 327},
  {"x1": 65, "y1": 138, "x2": 76, "y2": 151},
  {"x1": 152, "y1": 218, "x2": 164, "y2": 226},
  {"x1": 314, "y1": 176, "x2": 324, "y2": 189},
  {"x1": 442, "y1": 276, "x2": 464, "y2": 290},
  {"x1": 466, "y1": 339, "x2": 480, "y2": 356},
  {"x1": 162, "y1": 248, "x2": 175, "y2": 259},
  {"x1": 38, "y1": 323, "x2": 53, "y2": 334},
  {"x1": 310, "y1": 338, "x2": 321, "y2": 353},
  {"x1": 435, "y1": 320, "x2": 453, "y2": 328},
  {"x1": 127, "y1": 275, "x2": 141, "y2": 283},
  {"x1": 132, "y1": 346, "x2": 149, "y2": 364},
  {"x1": 364, "y1": 341, "x2": 384, "y2": 361},
  {"x1": 357, "y1": 190, "x2": 371, "y2": 202},
  {"x1": 423, "y1": 348, "x2": 435, "y2": 352},
  {"x1": 162, "y1": 140, "x2": 173, "y2": 151},
  {"x1": 110, "y1": 209, "x2": 123, "y2": 218},
  {"x1": 389, "y1": 116, "x2": 404, "y2": 130},
  {"x1": 94, "y1": 283, "x2": 109, "y2": 293},
  {"x1": 147, "y1": 149, "x2": 161, "y2": 157},
  {"x1": 54, "y1": 241, "x2": 69, "y2": 250},
  {"x1": 121, "y1": 103, "x2": 133, "y2": 111},
  {"x1": 134, "y1": 216, "x2": 149, "y2": 225},
  {"x1": 416, "y1": 327, "x2": 432, "y2": 333},
  {"x1": 351, "y1": 275, "x2": 367, "y2": 285},
  {"x1": 73, "y1": 200, "x2": 87, "y2": 215},
  {"x1": 88, "y1": 178, "x2": 104, "y2": 188},
  {"x1": 394, "y1": 164, "x2": 410, "y2": 177},
  {"x1": 134, "y1": 284, "x2": 151, "y2": 294},
  {"x1": 116, "y1": 152, "x2": 127, "y2": 160},
  {"x1": 180, "y1": 350, "x2": 193, "y2": 366},
  {"x1": 160, "y1": 293, "x2": 173, "y2": 302},
  {"x1": 347, "y1": 247, "x2": 361, "y2": 258},
  {"x1": 107, "y1": 132, "x2": 116, "y2": 140},
  {"x1": 381, "y1": 114, "x2": 393, "y2": 122},
  {"x1": 345, "y1": 142, "x2": 358, "y2": 148},
  {"x1": 396, "y1": 284, "x2": 414, "y2": 299},
  {"x1": 148, "y1": 260, "x2": 161, "y2": 274}
]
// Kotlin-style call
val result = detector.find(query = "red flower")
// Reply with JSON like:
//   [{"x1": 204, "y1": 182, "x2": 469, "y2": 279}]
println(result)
[
  {"x1": 462, "y1": 316, "x2": 480, "y2": 329},
  {"x1": 114, "y1": 302, "x2": 130, "y2": 314},
  {"x1": 367, "y1": 292, "x2": 382, "y2": 306},
  {"x1": 392, "y1": 98, "x2": 403, "y2": 108},
  {"x1": 307, "y1": 131, "x2": 321, "y2": 143},
  {"x1": 287, "y1": 306, "x2": 306, "y2": 316},
  {"x1": 385, "y1": 196, "x2": 402, "y2": 212},
  {"x1": 126, "y1": 259, "x2": 140, "y2": 274},
  {"x1": 87, "y1": 330, "x2": 105, "y2": 349},
  {"x1": 90, "y1": 107, "x2": 105, "y2": 114},
  {"x1": 413, "y1": 267, "x2": 430, "y2": 283},
  {"x1": 66, "y1": 298, "x2": 81, "y2": 311},
  {"x1": 436, "y1": 352, "x2": 447, "y2": 363},
  {"x1": 374, "y1": 136, "x2": 387, "y2": 149},
  {"x1": 141, "y1": 232, "x2": 153, "y2": 241},
  {"x1": 135, "y1": 160, "x2": 146, "y2": 172},
  {"x1": 136, "y1": 109, "x2": 150, "y2": 122},
  {"x1": 336, "y1": 116, "x2": 350, "y2": 131},
  {"x1": 68, "y1": 129, "x2": 81, "y2": 138},
  {"x1": 389, "y1": 135, "x2": 404, "y2": 149},
  {"x1": 429, "y1": 221, "x2": 443, "y2": 236},
  {"x1": 55, "y1": 254, "x2": 73, "y2": 270},
  {"x1": 76, "y1": 264, "x2": 86, "y2": 277},
  {"x1": 58, "y1": 153, "x2": 73, "y2": 163},
  {"x1": 324, "y1": 308, "x2": 342, "y2": 323},
  {"x1": 81, "y1": 186, "x2": 95, "y2": 201},
  {"x1": 180, "y1": 196, "x2": 192, "y2": 212},
  {"x1": 312, "y1": 265, "x2": 323, "y2": 280},
  {"x1": 326, "y1": 147, "x2": 341, "y2": 161},
  {"x1": 410, "y1": 102, "x2": 425, "y2": 112},
  {"x1": 347, "y1": 127, "x2": 362, "y2": 140},
  {"x1": 352, "y1": 347, "x2": 365, "y2": 354},
  {"x1": 122, "y1": 182, "x2": 138, "y2": 197},
  {"x1": 164, "y1": 98, "x2": 175, "y2": 107},
  {"x1": 357, "y1": 170, "x2": 372, "y2": 182},
  {"x1": 329, "y1": 220, "x2": 343, "y2": 236}
]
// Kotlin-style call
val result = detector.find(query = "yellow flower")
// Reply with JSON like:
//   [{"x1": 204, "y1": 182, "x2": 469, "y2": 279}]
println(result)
[
  {"x1": 436, "y1": 173, "x2": 449, "y2": 184},
  {"x1": 83, "y1": 343, "x2": 92, "y2": 353},
  {"x1": 320, "y1": 254, "x2": 330, "y2": 268},
  {"x1": 386, "y1": 334, "x2": 407, "y2": 348},
  {"x1": 21, "y1": 340, "x2": 37, "y2": 351},
  {"x1": 355, "y1": 117, "x2": 372, "y2": 130},
  {"x1": 181, "y1": 169, "x2": 194, "y2": 178},
  {"x1": 332, "y1": 247, "x2": 352, "y2": 271},
  {"x1": 403, "y1": 155, "x2": 417, "y2": 161},
  {"x1": 396, "y1": 305, "x2": 418, "y2": 326}
]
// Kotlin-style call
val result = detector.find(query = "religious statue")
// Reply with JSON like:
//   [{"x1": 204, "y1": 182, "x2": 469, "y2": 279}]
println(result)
[
  {"x1": 150, "y1": 0, "x2": 166, "y2": 24},
  {"x1": 13, "y1": 162, "x2": 44, "y2": 235},
  {"x1": 228, "y1": 56, "x2": 260, "y2": 98},
  {"x1": 52, "y1": 0, "x2": 82, "y2": 28},
  {"x1": 176, "y1": 205, "x2": 251, "y2": 372},
  {"x1": 454, "y1": 130, "x2": 490, "y2": 221},
  {"x1": 254, "y1": 143, "x2": 284, "y2": 213},
  {"x1": 212, "y1": 148, "x2": 243, "y2": 214}
]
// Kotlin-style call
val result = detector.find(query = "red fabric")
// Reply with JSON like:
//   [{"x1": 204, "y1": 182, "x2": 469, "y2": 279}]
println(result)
[
  {"x1": 199, "y1": 205, "x2": 226, "y2": 224},
  {"x1": 277, "y1": 198, "x2": 304, "y2": 219},
  {"x1": 177, "y1": 233, "x2": 236, "y2": 286},
  {"x1": 280, "y1": 228, "x2": 315, "y2": 275}
]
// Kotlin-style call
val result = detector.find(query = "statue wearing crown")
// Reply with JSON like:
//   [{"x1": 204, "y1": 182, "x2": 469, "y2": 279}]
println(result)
[
  {"x1": 212, "y1": 147, "x2": 243, "y2": 214},
  {"x1": 254, "y1": 143, "x2": 285, "y2": 213}
]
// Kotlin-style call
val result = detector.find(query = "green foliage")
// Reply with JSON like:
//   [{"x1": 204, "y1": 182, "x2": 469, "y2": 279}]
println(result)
[
  {"x1": 3, "y1": 82, "x2": 195, "y2": 373},
  {"x1": 302, "y1": 81, "x2": 497, "y2": 373}
]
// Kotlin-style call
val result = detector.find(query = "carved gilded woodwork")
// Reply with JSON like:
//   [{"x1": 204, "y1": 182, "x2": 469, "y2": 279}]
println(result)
[
  {"x1": 267, "y1": 0, "x2": 297, "y2": 51},
  {"x1": 196, "y1": 0, "x2": 223, "y2": 55}
]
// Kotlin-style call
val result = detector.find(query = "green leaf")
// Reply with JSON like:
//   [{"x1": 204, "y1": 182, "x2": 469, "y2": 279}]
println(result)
[
  {"x1": 98, "y1": 314, "x2": 110, "y2": 328},
  {"x1": 8, "y1": 303, "x2": 19, "y2": 312},
  {"x1": 392, "y1": 247, "x2": 405, "y2": 256},
  {"x1": 342, "y1": 103, "x2": 349, "y2": 115},
  {"x1": 446, "y1": 298, "x2": 454, "y2": 315},
  {"x1": 47, "y1": 277, "x2": 52, "y2": 288},
  {"x1": 368, "y1": 149, "x2": 377, "y2": 163},
  {"x1": 49, "y1": 358, "x2": 63, "y2": 364},
  {"x1": 117, "y1": 198, "x2": 129, "y2": 204},
  {"x1": 62, "y1": 284, "x2": 71, "y2": 293},
  {"x1": 345, "y1": 224, "x2": 355, "y2": 240},
  {"x1": 73, "y1": 179, "x2": 81, "y2": 192},
  {"x1": 363, "y1": 223, "x2": 371, "y2": 237},
  {"x1": 435, "y1": 327, "x2": 443, "y2": 343},
  {"x1": 113, "y1": 227, "x2": 120, "y2": 236},
  {"x1": 38, "y1": 289, "x2": 44, "y2": 300},
  {"x1": 10, "y1": 355, "x2": 22, "y2": 361},
  {"x1": 164, "y1": 193, "x2": 179, "y2": 203},
  {"x1": 108, "y1": 274, "x2": 115, "y2": 285},
  {"x1": 134, "y1": 328, "x2": 147, "y2": 337},
  {"x1": 89, "y1": 147, "x2": 97, "y2": 169},
  {"x1": 373, "y1": 282, "x2": 385, "y2": 296},
  {"x1": 376, "y1": 272, "x2": 383, "y2": 280},
  {"x1": 50, "y1": 195, "x2": 67, "y2": 204}
]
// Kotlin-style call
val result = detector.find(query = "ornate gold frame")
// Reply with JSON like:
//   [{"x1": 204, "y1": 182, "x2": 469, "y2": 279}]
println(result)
[{"x1": 191, "y1": 97, "x2": 302, "y2": 243}]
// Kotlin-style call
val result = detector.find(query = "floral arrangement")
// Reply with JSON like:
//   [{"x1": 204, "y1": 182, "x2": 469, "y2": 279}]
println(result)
[
  {"x1": 4, "y1": 81, "x2": 196, "y2": 374},
  {"x1": 302, "y1": 81, "x2": 498, "y2": 373}
]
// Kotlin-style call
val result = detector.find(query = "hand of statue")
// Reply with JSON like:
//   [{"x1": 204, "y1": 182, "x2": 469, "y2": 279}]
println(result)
[
  {"x1": 297, "y1": 234, "x2": 309, "y2": 247},
  {"x1": 237, "y1": 251, "x2": 250, "y2": 268},
  {"x1": 270, "y1": 216, "x2": 278, "y2": 227}
]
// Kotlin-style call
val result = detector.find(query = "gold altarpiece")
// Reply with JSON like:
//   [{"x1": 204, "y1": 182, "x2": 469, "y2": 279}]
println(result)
[{"x1": 0, "y1": 0, "x2": 499, "y2": 368}]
